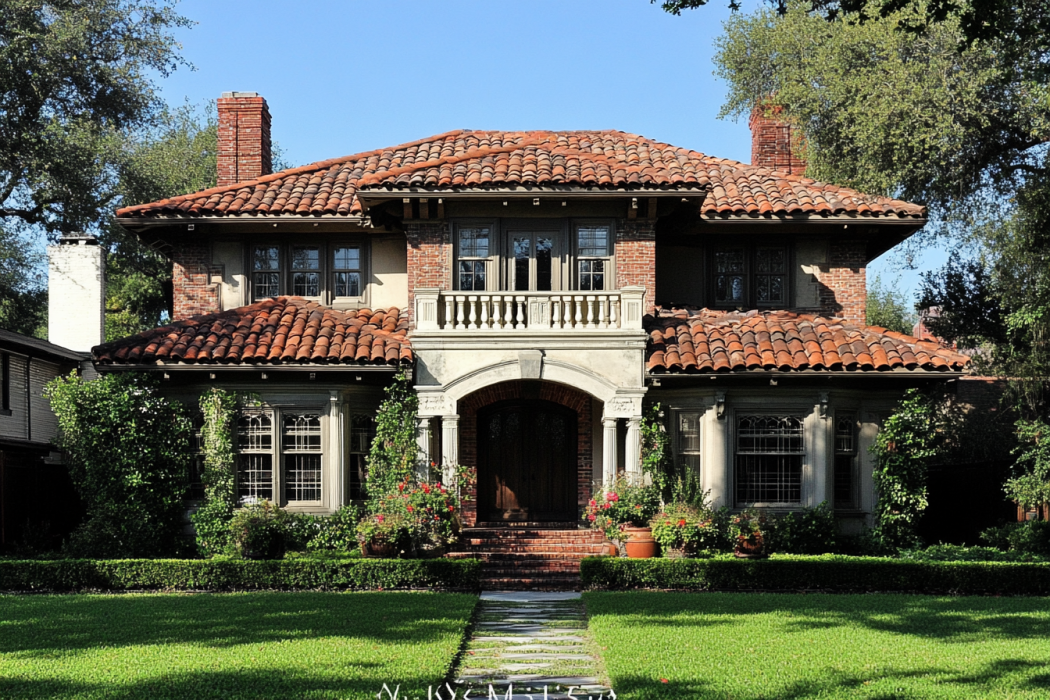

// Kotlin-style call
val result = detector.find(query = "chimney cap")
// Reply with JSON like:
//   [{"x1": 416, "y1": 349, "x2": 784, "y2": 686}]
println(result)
[
  {"x1": 220, "y1": 91, "x2": 260, "y2": 98},
  {"x1": 58, "y1": 233, "x2": 99, "y2": 246}
]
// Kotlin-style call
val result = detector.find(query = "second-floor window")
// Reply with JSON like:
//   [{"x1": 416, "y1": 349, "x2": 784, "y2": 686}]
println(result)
[
  {"x1": 711, "y1": 245, "x2": 788, "y2": 308},
  {"x1": 251, "y1": 243, "x2": 365, "y2": 303},
  {"x1": 577, "y1": 224, "x2": 611, "y2": 291},
  {"x1": 457, "y1": 226, "x2": 490, "y2": 291}
]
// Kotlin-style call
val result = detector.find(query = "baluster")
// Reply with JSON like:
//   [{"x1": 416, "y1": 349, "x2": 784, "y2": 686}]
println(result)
[
  {"x1": 479, "y1": 296, "x2": 490, "y2": 329},
  {"x1": 610, "y1": 296, "x2": 619, "y2": 328},
  {"x1": 467, "y1": 295, "x2": 478, "y2": 329},
  {"x1": 515, "y1": 296, "x2": 526, "y2": 329},
  {"x1": 444, "y1": 295, "x2": 454, "y2": 330},
  {"x1": 585, "y1": 295, "x2": 597, "y2": 328},
  {"x1": 455, "y1": 295, "x2": 466, "y2": 330},
  {"x1": 564, "y1": 296, "x2": 573, "y2": 329},
  {"x1": 551, "y1": 298, "x2": 562, "y2": 330},
  {"x1": 574, "y1": 296, "x2": 583, "y2": 329},
  {"x1": 597, "y1": 295, "x2": 608, "y2": 328},
  {"x1": 490, "y1": 295, "x2": 502, "y2": 330},
  {"x1": 505, "y1": 297, "x2": 515, "y2": 329}
]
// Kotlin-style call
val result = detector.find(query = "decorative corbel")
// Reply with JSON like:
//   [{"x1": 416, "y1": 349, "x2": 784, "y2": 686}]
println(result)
[
  {"x1": 715, "y1": 391, "x2": 726, "y2": 419},
  {"x1": 819, "y1": 391, "x2": 829, "y2": 419}
]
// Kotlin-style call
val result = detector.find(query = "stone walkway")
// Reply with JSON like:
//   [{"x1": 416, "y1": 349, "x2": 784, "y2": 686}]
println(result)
[{"x1": 452, "y1": 592, "x2": 613, "y2": 699}]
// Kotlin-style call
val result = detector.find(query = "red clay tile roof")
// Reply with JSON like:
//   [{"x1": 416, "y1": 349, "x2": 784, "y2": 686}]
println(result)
[
  {"x1": 92, "y1": 297, "x2": 411, "y2": 367},
  {"x1": 646, "y1": 308, "x2": 969, "y2": 374},
  {"x1": 115, "y1": 130, "x2": 925, "y2": 220}
]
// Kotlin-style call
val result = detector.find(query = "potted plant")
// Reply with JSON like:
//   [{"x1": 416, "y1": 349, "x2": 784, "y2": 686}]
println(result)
[
  {"x1": 732, "y1": 509, "x2": 768, "y2": 559},
  {"x1": 355, "y1": 512, "x2": 412, "y2": 557},
  {"x1": 584, "y1": 476, "x2": 662, "y2": 558},
  {"x1": 651, "y1": 503, "x2": 712, "y2": 558}
]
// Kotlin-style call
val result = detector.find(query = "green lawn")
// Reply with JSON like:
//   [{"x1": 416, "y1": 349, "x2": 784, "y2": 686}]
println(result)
[
  {"x1": 585, "y1": 592, "x2": 1050, "y2": 700},
  {"x1": 0, "y1": 592, "x2": 477, "y2": 700}
]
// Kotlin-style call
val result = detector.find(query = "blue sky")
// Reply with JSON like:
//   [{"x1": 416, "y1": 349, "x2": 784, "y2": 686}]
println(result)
[{"x1": 155, "y1": 0, "x2": 947, "y2": 302}]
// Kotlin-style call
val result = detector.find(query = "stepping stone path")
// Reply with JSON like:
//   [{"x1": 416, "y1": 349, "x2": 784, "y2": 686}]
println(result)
[{"x1": 452, "y1": 591, "x2": 614, "y2": 699}]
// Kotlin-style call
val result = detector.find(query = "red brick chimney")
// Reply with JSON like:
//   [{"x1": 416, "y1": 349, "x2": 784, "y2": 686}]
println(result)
[
  {"x1": 749, "y1": 104, "x2": 806, "y2": 175},
  {"x1": 217, "y1": 92, "x2": 272, "y2": 187}
]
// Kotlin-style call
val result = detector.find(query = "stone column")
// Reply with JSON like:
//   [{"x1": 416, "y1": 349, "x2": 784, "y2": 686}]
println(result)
[
  {"x1": 329, "y1": 391, "x2": 343, "y2": 508},
  {"x1": 441, "y1": 414, "x2": 459, "y2": 485},
  {"x1": 625, "y1": 416, "x2": 642, "y2": 483},
  {"x1": 416, "y1": 417, "x2": 432, "y2": 480},
  {"x1": 602, "y1": 417, "x2": 618, "y2": 487}
]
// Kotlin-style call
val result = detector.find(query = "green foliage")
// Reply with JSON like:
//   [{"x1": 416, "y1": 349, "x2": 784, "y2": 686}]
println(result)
[
  {"x1": 585, "y1": 476, "x2": 663, "y2": 540},
  {"x1": 44, "y1": 371, "x2": 192, "y2": 557},
  {"x1": 0, "y1": 223, "x2": 46, "y2": 337},
  {"x1": 355, "y1": 513, "x2": 413, "y2": 552},
  {"x1": 304, "y1": 505, "x2": 360, "y2": 552},
  {"x1": 363, "y1": 478, "x2": 462, "y2": 553},
  {"x1": 764, "y1": 502, "x2": 837, "y2": 554},
  {"x1": 190, "y1": 388, "x2": 239, "y2": 557},
  {"x1": 228, "y1": 501, "x2": 287, "y2": 561},
  {"x1": 980, "y1": 520, "x2": 1050, "y2": 557},
  {"x1": 365, "y1": 371, "x2": 420, "y2": 502},
  {"x1": 640, "y1": 402, "x2": 671, "y2": 487},
  {"x1": 900, "y1": 543, "x2": 1050, "y2": 563},
  {"x1": 0, "y1": 558, "x2": 480, "y2": 592},
  {"x1": 581, "y1": 555, "x2": 1050, "y2": 595},
  {"x1": 866, "y1": 274, "x2": 916, "y2": 334},
  {"x1": 0, "y1": 592, "x2": 478, "y2": 700},
  {"x1": 870, "y1": 389, "x2": 944, "y2": 550},
  {"x1": 1003, "y1": 419, "x2": 1050, "y2": 509},
  {"x1": 650, "y1": 502, "x2": 733, "y2": 554}
]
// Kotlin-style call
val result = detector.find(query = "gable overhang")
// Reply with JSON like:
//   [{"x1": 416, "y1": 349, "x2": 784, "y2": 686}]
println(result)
[{"x1": 354, "y1": 186, "x2": 708, "y2": 212}]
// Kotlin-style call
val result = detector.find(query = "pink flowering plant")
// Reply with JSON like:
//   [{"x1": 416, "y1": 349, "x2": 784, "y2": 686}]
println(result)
[
  {"x1": 650, "y1": 501, "x2": 731, "y2": 554},
  {"x1": 732, "y1": 508, "x2": 768, "y2": 549},
  {"x1": 355, "y1": 512, "x2": 412, "y2": 552},
  {"x1": 364, "y1": 476, "x2": 461, "y2": 553},
  {"x1": 584, "y1": 475, "x2": 661, "y2": 541}
]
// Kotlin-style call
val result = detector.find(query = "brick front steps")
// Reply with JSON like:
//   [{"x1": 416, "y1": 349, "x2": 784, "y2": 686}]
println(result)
[{"x1": 447, "y1": 527, "x2": 605, "y2": 590}]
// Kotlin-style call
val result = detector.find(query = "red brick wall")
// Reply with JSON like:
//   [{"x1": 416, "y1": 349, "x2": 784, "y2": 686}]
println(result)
[
  {"x1": 750, "y1": 105, "x2": 807, "y2": 175},
  {"x1": 616, "y1": 219, "x2": 656, "y2": 313},
  {"x1": 171, "y1": 243, "x2": 221, "y2": 321},
  {"x1": 814, "y1": 240, "x2": 866, "y2": 325},
  {"x1": 217, "y1": 93, "x2": 272, "y2": 188},
  {"x1": 405, "y1": 221, "x2": 451, "y2": 327},
  {"x1": 458, "y1": 381, "x2": 593, "y2": 526}
]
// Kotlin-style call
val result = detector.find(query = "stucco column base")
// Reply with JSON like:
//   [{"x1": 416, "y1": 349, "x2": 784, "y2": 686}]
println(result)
[{"x1": 441, "y1": 414, "x2": 459, "y2": 485}]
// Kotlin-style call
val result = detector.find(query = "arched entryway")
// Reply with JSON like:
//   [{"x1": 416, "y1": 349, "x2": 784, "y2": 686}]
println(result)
[{"x1": 477, "y1": 399, "x2": 577, "y2": 522}]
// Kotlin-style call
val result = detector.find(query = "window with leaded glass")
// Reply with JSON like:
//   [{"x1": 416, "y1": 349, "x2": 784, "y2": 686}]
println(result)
[
  {"x1": 576, "y1": 224, "x2": 610, "y2": 291},
  {"x1": 291, "y1": 246, "x2": 321, "y2": 297},
  {"x1": 457, "y1": 226, "x2": 490, "y2": 291},
  {"x1": 676, "y1": 411, "x2": 703, "y2": 481},
  {"x1": 252, "y1": 246, "x2": 281, "y2": 300},
  {"x1": 735, "y1": 415, "x2": 804, "y2": 505},
  {"x1": 714, "y1": 248, "x2": 746, "y2": 305},
  {"x1": 333, "y1": 246, "x2": 362, "y2": 297},
  {"x1": 187, "y1": 413, "x2": 206, "y2": 501},
  {"x1": 282, "y1": 413, "x2": 322, "y2": 502},
  {"x1": 834, "y1": 414, "x2": 857, "y2": 509},
  {"x1": 348, "y1": 414, "x2": 375, "y2": 501},
  {"x1": 755, "y1": 247, "x2": 787, "y2": 305},
  {"x1": 237, "y1": 412, "x2": 274, "y2": 503}
]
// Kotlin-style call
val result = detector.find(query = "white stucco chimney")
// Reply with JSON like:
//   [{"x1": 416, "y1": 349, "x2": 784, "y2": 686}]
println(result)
[{"x1": 47, "y1": 234, "x2": 106, "y2": 353}]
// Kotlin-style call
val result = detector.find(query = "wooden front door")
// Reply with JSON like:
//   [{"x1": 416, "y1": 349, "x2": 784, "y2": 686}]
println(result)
[{"x1": 477, "y1": 399, "x2": 577, "y2": 522}]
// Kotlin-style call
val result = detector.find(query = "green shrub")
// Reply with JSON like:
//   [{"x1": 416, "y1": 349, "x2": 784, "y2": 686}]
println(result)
[
  {"x1": 190, "y1": 389, "x2": 240, "y2": 557},
  {"x1": 229, "y1": 501, "x2": 286, "y2": 560},
  {"x1": 581, "y1": 555, "x2": 1050, "y2": 595},
  {"x1": 306, "y1": 505, "x2": 360, "y2": 552},
  {"x1": 585, "y1": 475, "x2": 662, "y2": 540},
  {"x1": 356, "y1": 512, "x2": 413, "y2": 553},
  {"x1": 0, "y1": 558, "x2": 480, "y2": 592},
  {"x1": 900, "y1": 544, "x2": 1050, "y2": 562},
  {"x1": 650, "y1": 503, "x2": 733, "y2": 553},
  {"x1": 765, "y1": 502, "x2": 837, "y2": 554},
  {"x1": 981, "y1": 520, "x2": 1050, "y2": 555}
]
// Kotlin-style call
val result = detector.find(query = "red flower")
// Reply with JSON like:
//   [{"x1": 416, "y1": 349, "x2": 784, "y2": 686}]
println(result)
[
  {"x1": 607, "y1": 492, "x2": 619, "y2": 502},
  {"x1": 407, "y1": 505, "x2": 414, "y2": 513},
  {"x1": 660, "y1": 679, "x2": 669, "y2": 684},
  {"x1": 377, "y1": 515, "x2": 385, "y2": 523},
  {"x1": 588, "y1": 514, "x2": 596, "y2": 522},
  {"x1": 589, "y1": 499, "x2": 597, "y2": 507},
  {"x1": 635, "y1": 505, "x2": 642, "y2": 509},
  {"x1": 603, "y1": 503, "x2": 610, "y2": 510},
  {"x1": 448, "y1": 506, "x2": 454, "y2": 512},
  {"x1": 678, "y1": 519, "x2": 687, "y2": 527},
  {"x1": 398, "y1": 483, "x2": 405, "y2": 492}
]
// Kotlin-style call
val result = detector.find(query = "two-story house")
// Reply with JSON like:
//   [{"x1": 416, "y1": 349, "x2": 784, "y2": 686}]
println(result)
[{"x1": 93, "y1": 93, "x2": 969, "y2": 548}]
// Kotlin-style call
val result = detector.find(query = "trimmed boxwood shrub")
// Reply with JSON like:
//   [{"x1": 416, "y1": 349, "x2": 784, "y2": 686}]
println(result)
[
  {"x1": 0, "y1": 558, "x2": 480, "y2": 592},
  {"x1": 581, "y1": 555, "x2": 1050, "y2": 596}
]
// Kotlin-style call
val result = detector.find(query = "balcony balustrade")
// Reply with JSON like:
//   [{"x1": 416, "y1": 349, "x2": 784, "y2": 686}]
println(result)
[{"x1": 413, "y1": 287, "x2": 645, "y2": 332}]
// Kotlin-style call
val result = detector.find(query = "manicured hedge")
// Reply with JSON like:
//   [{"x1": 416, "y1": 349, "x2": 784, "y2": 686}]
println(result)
[
  {"x1": 0, "y1": 558, "x2": 480, "y2": 592},
  {"x1": 581, "y1": 555, "x2": 1050, "y2": 596}
]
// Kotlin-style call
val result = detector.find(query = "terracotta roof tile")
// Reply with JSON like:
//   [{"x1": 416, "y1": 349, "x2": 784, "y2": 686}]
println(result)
[
  {"x1": 92, "y1": 297, "x2": 411, "y2": 368},
  {"x1": 645, "y1": 308, "x2": 969, "y2": 374},
  {"x1": 116, "y1": 130, "x2": 925, "y2": 220}
]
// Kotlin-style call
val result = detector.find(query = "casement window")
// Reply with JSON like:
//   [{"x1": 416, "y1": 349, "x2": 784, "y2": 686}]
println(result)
[
  {"x1": 735, "y1": 415, "x2": 804, "y2": 506},
  {"x1": 456, "y1": 225, "x2": 491, "y2": 291},
  {"x1": 711, "y1": 245, "x2": 789, "y2": 308},
  {"x1": 250, "y1": 243, "x2": 366, "y2": 303},
  {"x1": 510, "y1": 230, "x2": 558, "y2": 292},
  {"x1": 576, "y1": 223, "x2": 612, "y2": 291},
  {"x1": 834, "y1": 414, "x2": 858, "y2": 509},
  {"x1": 187, "y1": 413, "x2": 206, "y2": 501},
  {"x1": 347, "y1": 413, "x2": 375, "y2": 501},
  {"x1": 236, "y1": 409, "x2": 325, "y2": 506},
  {"x1": 675, "y1": 411, "x2": 703, "y2": 480}
]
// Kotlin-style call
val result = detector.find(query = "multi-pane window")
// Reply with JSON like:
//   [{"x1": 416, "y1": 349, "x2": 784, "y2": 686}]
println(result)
[
  {"x1": 735, "y1": 415, "x2": 804, "y2": 505},
  {"x1": 348, "y1": 414, "x2": 375, "y2": 501},
  {"x1": 292, "y1": 246, "x2": 321, "y2": 297},
  {"x1": 333, "y1": 246, "x2": 362, "y2": 297},
  {"x1": 187, "y1": 413, "x2": 206, "y2": 501},
  {"x1": 834, "y1": 414, "x2": 857, "y2": 509},
  {"x1": 237, "y1": 413, "x2": 274, "y2": 504},
  {"x1": 458, "y1": 226, "x2": 490, "y2": 291},
  {"x1": 0, "y1": 353, "x2": 9, "y2": 411},
  {"x1": 755, "y1": 247, "x2": 787, "y2": 304},
  {"x1": 714, "y1": 249, "x2": 746, "y2": 304},
  {"x1": 252, "y1": 246, "x2": 281, "y2": 300},
  {"x1": 577, "y1": 225, "x2": 610, "y2": 291},
  {"x1": 676, "y1": 412, "x2": 703, "y2": 481},
  {"x1": 282, "y1": 413, "x2": 322, "y2": 502}
]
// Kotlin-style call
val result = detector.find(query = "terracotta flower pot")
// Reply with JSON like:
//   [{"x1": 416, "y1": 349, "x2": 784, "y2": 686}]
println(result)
[
  {"x1": 365, "y1": 541, "x2": 397, "y2": 558},
  {"x1": 623, "y1": 526, "x2": 658, "y2": 559},
  {"x1": 599, "y1": 540, "x2": 619, "y2": 557},
  {"x1": 734, "y1": 533, "x2": 767, "y2": 559}
]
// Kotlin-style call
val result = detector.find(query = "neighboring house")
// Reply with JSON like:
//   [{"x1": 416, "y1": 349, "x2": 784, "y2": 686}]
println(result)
[
  {"x1": 92, "y1": 93, "x2": 971, "y2": 543},
  {"x1": 0, "y1": 235, "x2": 104, "y2": 549}
]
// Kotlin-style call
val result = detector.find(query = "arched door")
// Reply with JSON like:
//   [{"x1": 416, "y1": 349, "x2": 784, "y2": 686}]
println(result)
[{"x1": 477, "y1": 399, "x2": 577, "y2": 522}]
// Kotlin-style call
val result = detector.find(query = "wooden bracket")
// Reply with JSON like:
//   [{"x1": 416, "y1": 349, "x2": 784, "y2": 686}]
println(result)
[
  {"x1": 419, "y1": 198, "x2": 429, "y2": 220},
  {"x1": 402, "y1": 198, "x2": 413, "y2": 219},
  {"x1": 648, "y1": 198, "x2": 658, "y2": 220}
]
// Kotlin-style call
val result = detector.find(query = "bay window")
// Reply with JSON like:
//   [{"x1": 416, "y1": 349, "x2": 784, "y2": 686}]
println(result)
[{"x1": 237, "y1": 409, "x2": 325, "y2": 506}]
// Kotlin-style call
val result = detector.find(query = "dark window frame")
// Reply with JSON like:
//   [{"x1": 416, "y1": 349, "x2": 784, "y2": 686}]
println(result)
[
  {"x1": 734, "y1": 413, "x2": 806, "y2": 507},
  {"x1": 0, "y1": 353, "x2": 10, "y2": 414},
  {"x1": 708, "y1": 242, "x2": 791, "y2": 309},
  {"x1": 248, "y1": 240, "x2": 369, "y2": 305},
  {"x1": 833, "y1": 412, "x2": 859, "y2": 510}
]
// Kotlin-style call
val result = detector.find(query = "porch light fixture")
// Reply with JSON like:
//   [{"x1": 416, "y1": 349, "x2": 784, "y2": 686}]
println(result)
[
  {"x1": 819, "y1": 391, "x2": 829, "y2": 419},
  {"x1": 770, "y1": 377, "x2": 778, "y2": 386},
  {"x1": 209, "y1": 372, "x2": 216, "y2": 380},
  {"x1": 355, "y1": 374, "x2": 362, "y2": 381},
  {"x1": 533, "y1": 198, "x2": 540, "y2": 206},
  {"x1": 187, "y1": 224, "x2": 195, "y2": 231},
  {"x1": 716, "y1": 391, "x2": 726, "y2": 419}
]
